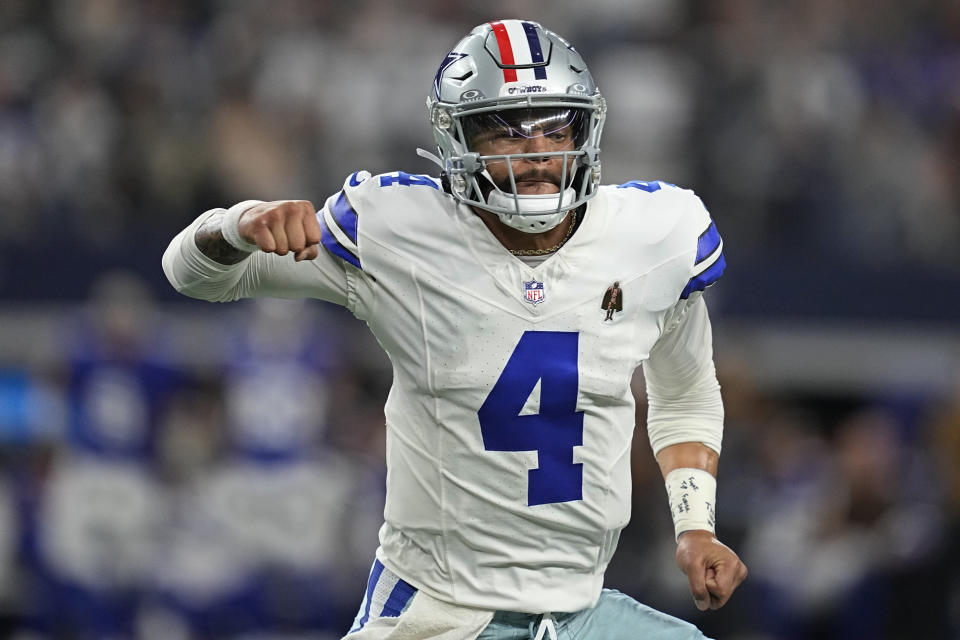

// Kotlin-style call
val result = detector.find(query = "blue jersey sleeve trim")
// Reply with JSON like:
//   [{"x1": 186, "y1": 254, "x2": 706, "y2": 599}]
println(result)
[
  {"x1": 695, "y1": 221, "x2": 722, "y2": 266},
  {"x1": 380, "y1": 577, "x2": 417, "y2": 617},
  {"x1": 351, "y1": 560, "x2": 386, "y2": 632},
  {"x1": 681, "y1": 252, "x2": 726, "y2": 299},
  {"x1": 330, "y1": 191, "x2": 360, "y2": 245},
  {"x1": 318, "y1": 210, "x2": 362, "y2": 270}
]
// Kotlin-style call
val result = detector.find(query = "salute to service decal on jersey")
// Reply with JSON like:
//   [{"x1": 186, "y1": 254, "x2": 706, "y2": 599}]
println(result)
[{"x1": 601, "y1": 281, "x2": 623, "y2": 321}]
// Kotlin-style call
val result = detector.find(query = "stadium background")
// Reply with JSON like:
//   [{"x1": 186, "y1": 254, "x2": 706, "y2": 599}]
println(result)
[{"x1": 0, "y1": 1, "x2": 958, "y2": 638}]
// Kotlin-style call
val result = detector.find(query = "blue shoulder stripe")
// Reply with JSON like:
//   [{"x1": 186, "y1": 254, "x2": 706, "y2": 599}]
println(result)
[
  {"x1": 617, "y1": 180, "x2": 661, "y2": 193},
  {"x1": 695, "y1": 221, "x2": 722, "y2": 265},
  {"x1": 616, "y1": 179, "x2": 677, "y2": 193},
  {"x1": 318, "y1": 209, "x2": 361, "y2": 269},
  {"x1": 681, "y1": 252, "x2": 726, "y2": 299},
  {"x1": 330, "y1": 191, "x2": 359, "y2": 245}
]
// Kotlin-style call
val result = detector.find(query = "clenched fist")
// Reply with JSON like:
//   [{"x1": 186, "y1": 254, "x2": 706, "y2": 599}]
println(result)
[
  {"x1": 675, "y1": 530, "x2": 748, "y2": 611},
  {"x1": 239, "y1": 200, "x2": 322, "y2": 261}
]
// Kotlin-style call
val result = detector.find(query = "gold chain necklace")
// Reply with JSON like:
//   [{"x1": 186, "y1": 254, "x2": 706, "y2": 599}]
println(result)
[{"x1": 508, "y1": 211, "x2": 577, "y2": 256}]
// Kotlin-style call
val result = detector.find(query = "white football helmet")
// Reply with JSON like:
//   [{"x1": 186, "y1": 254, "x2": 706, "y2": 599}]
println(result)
[{"x1": 424, "y1": 20, "x2": 606, "y2": 232}]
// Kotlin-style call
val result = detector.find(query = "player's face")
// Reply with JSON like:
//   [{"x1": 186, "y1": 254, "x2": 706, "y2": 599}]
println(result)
[{"x1": 464, "y1": 108, "x2": 585, "y2": 195}]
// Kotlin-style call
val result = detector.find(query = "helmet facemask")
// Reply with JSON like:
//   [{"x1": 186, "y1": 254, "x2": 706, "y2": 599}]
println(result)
[
  {"x1": 459, "y1": 107, "x2": 587, "y2": 229},
  {"x1": 433, "y1": 99, "x2": 605, "y2": 232}
]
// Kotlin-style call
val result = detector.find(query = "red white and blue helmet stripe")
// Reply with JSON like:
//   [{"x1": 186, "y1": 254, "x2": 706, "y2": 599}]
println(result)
[{"x1": 488, "y1": 20, "x2": 549, "y2": 83}]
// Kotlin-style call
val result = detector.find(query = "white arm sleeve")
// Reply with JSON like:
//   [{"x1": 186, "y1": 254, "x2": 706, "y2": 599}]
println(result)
[
  {"x1": 161, "y1": 205, "x2": 350, "y2": 307},
  {"x1": 643, "y1": 295, "x2": 724, "y2": 456}
]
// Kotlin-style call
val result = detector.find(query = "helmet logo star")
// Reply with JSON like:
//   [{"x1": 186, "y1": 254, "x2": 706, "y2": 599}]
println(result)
[{"x1": 434, "y1": 52, "x2": 468, "y2": 99}]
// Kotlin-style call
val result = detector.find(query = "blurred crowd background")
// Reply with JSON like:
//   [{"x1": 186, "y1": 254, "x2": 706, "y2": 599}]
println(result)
[{"x1": 0, "y1": 1, "x2": 959, "y2": 639}]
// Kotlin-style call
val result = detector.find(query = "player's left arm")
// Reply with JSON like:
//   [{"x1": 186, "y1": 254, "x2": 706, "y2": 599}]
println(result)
[
  {"x1": 643, "y1": 296, "x2": 748, "y2": 611},
  {"x1": 657, "y1": 443, "x2": 747, "y2": 612}
]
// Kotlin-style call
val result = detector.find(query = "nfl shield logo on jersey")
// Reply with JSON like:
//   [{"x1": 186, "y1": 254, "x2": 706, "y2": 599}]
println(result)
[{"x1": 523, "y1": 280, "x2": 545, "y2": 305}]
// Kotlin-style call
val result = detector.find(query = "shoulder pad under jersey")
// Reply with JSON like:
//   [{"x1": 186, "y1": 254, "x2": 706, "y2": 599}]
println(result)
[
  {"x1": 609, "y1": 179, "x2": 725, "y2": 300},
  {"x1": 316, "y1": 170, "x2": 447, "y2": 271}
]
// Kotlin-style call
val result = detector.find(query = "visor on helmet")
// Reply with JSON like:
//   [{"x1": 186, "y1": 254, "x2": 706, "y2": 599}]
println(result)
[{"x1": 460, "y1": 107, "x2": 589, "y2": 155}]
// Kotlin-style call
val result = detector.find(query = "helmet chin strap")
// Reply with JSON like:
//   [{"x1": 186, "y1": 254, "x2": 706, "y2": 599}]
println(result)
[
  {"x1": 487, "y1": 187, "x2": 577, "y2": 220},
  {"x1": 414, "y1": 148, "x2": 577, "y2": 233},
  {"x1": 416, "y1": 147, "x2": 444, "y2": 168},
  {"x1": 481, "y1": 168, "x2": 575, "y2": 232}
]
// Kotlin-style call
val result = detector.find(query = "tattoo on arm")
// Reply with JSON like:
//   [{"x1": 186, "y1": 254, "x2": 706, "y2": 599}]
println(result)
[{"x1": 195, "y1": 213, "x2": 253, "y2": 265}]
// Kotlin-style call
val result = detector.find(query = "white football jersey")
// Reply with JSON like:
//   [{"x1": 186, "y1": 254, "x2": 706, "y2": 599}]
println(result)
[{"x1": 162, "y1": 171, "x2": 726, "y2": 614}]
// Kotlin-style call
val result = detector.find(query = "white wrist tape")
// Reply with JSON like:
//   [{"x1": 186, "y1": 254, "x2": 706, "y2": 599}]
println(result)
[
  {"x1": 665, "y1": 468, "x2": 716, "y2": 541},
  {"x1": 221, "y1": 200, "x2": 264, "y2": 252}
]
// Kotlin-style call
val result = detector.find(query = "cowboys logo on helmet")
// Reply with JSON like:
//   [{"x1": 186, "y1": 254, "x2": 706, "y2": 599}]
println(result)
[{"x1": 424, "y1": 20, "x2": 606, "y2": 233}]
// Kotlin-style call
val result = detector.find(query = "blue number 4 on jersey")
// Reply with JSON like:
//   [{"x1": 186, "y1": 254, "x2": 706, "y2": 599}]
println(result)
[{"x1": 478, "y1": 331, "x2": 584, "y2": 506}]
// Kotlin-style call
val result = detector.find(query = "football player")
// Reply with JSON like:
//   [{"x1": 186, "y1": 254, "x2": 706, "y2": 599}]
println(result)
[{"x1": 163, "y1": 20, "x2": 746, "y2": 640}]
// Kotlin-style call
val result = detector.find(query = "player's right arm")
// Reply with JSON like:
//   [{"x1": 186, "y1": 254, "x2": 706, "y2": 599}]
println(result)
[
  {"x1": 162, "y1": 199, "x2": 349, "y2": 306},
  {"x1": 197, "y1": 200, "x2": 322, "y2": 264}
]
